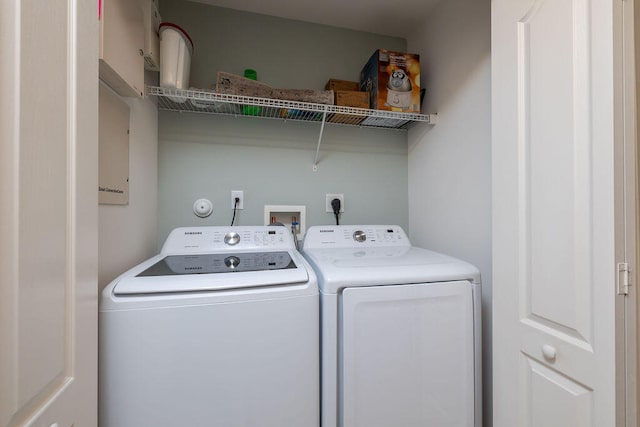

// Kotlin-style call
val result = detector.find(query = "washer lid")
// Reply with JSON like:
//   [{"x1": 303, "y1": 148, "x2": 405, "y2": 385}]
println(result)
[
  {"x1": 302, "y1": 245, "x2": 480, "y2": 293},
  {"x1": 112, "y1": 251, "x2": 309, "y2": 295}
]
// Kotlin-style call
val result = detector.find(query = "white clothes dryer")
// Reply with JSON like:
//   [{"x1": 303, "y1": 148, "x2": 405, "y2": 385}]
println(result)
[
  {"x1": 302, "y1": 225, "x2": 481, "y2": 427},
  {"x1": 99, "y1": 226, "x2": 319, "y2": 427}
]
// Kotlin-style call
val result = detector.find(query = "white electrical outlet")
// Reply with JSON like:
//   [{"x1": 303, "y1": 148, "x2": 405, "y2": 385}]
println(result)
[
  {"x1": 325, "y1": 194, "x2": 344, "y2": 213},
  {"x1": 231, "y1": 190, "x2": 244, "y2": 209}
]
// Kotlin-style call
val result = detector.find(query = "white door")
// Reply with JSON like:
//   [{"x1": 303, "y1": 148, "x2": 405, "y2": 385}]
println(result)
[
  {"x1": 341, "y1": 282, "x2": 476, "y2": 427},
  {"x1": 492, "y1": 0, "x2": 634, "y2": 426},
  {"x1": 0, "y1": 0, "x2": 99, "y2": 426}
]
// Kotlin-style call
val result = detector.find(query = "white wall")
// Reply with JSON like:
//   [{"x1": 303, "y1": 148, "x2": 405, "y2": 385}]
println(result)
[
  {"x1": 407, "y1": 0, "x2": 492, "y2": 424},
  {"x1": 98, "y1": 93, "x2": 158, "y2": 290},
  {"x1": 161, "y1": 0, "x2": 406, "y2": 91}
]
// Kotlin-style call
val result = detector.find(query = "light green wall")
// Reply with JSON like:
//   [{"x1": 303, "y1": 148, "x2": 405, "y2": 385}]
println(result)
[
  {"x1": 160, "y1": 0, "x2": 406, "y2": 89},
  {"x1": 157, "y1": 1, "x2": 411, "y2": 244}
]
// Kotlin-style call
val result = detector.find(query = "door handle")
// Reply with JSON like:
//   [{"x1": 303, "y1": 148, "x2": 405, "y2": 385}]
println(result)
[{"x1": 542, "y1": 344, "x2": 557, "y2": 361}]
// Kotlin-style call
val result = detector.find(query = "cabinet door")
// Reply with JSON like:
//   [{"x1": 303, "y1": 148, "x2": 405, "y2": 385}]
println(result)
[
  {"x1": 0, "y1": 0, "x2": 98, "y2": 426},
  {"x1": 492, "y1": 0, "x2": 630, "y2": 425},
  {"x1": 99, "y1": 0, "x2": 144, "y2": 97}
]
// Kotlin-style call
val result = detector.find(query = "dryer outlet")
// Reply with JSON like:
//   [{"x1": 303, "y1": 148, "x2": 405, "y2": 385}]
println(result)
[{"x1": 325, "y1": 194, "x2": 344, "y2": 213}]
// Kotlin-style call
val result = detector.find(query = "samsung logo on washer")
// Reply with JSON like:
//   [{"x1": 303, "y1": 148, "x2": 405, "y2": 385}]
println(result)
[
  {"x1": 319, "y1": 230, "x2": 335, "y2": 233},
  {"x1": 184, "y1": 231, "x2": 202, "y2": 235}
]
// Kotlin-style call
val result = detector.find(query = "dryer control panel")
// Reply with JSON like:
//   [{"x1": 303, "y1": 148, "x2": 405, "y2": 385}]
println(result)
[
  {"x1": 161, "y1": 226, "x2": 296, "y2": 254},
  {"x1": 303, "y1": 225, "x2": 410, "y2": 249}
]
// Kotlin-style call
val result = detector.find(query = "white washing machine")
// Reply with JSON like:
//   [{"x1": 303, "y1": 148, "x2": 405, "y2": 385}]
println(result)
[
  {"x1": 302, "y1": 225, "x2": 481, "y2": 427},
  {"x1": 99, "y1": 226, "x2": 319, "y2": 427}
]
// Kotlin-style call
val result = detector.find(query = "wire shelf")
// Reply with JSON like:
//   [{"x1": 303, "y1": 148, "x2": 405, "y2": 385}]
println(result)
[{"x1": 147, "y1": 86, "x2": 437, "y2": 130}]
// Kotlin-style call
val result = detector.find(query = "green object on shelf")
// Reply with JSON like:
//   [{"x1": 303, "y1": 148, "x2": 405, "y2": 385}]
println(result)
[{"x1": 242, "y1": 69, "x2": 261, "y2": 116}]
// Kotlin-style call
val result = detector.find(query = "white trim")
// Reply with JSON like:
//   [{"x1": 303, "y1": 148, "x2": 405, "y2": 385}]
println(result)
[
  {"x1": 0, "y1": 0, "x2": 21, "y2": 423},
  {"x1": 618, "y1": 0, "x2": 639, "y2": 424}
]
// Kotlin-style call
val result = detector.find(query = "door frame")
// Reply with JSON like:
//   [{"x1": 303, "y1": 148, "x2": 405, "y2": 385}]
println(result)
[{"x1": 622, "y1": 0, "x2": 638, "y2": 424}]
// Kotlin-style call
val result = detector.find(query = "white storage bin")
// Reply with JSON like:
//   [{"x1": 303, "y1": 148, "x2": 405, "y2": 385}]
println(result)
[{"x1": 159, "y1": 22, "x2": 194, "y2": 90}]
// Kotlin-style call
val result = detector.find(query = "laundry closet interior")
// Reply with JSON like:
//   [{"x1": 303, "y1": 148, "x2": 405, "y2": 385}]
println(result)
[{"x1": 97, "y1": 0, "x2": 492, "y2": 424}]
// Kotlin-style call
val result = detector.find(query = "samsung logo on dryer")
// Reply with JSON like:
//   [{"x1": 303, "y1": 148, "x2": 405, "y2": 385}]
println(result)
[
  {"x1": 184, "y1": 231, "x2": 202, "y2": 235},
  {"x1": 319, "y1": 230, "x2": 335, "y2": 233}
]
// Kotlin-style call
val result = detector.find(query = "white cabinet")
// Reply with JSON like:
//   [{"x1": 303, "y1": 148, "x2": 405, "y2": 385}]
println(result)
[{"x1": 99, "y1": 0, "x2": 144, "y2": 97}]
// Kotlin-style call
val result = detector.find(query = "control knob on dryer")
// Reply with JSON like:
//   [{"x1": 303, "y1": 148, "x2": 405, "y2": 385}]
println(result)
[
  {"x1": 353, "y1": 230, "x2": 366, "y2": 242},
  {"x1": 224, "y1": 231, "x2": 240, "y2": 245}
]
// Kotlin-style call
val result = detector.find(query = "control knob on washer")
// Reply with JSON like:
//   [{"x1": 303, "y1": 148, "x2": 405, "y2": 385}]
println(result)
[
  {"x1": 224, "y1": 256, "x2": 240, "y2": 269},
  {"x1": 353, "y1": 230, "x2": 366, "y2": 242},
  {"x1": 224, "y1": 232, "x2": 240, "y2": 245}
]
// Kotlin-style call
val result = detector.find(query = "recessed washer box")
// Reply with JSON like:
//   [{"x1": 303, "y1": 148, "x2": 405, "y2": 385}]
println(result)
[{"x1": 264, "y1": 205, "x2": 306, "y2": 239}]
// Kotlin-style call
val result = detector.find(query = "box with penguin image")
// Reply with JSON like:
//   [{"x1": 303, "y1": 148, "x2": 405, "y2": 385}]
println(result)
[{"x1": 359, "y1": 49, "x2": 421, "y2": 113}]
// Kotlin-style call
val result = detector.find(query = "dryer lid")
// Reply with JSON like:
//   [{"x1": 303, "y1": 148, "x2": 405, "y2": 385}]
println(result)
[
  {"x1": 302, "y1": 225, "x2": 480, "y2": 293},
  {"x1": 303, "y1": 245, "x2": 480, "y2": 293}
]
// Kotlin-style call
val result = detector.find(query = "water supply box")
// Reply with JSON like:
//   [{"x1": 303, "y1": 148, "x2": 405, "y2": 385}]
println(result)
[{"x1": 359, "y1": 49, "x2": 421, "y2": 112}]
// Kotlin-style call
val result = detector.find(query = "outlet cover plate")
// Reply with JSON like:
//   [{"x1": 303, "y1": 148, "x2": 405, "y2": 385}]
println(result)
[
  {"x1": 231, "y1": 190, "x2": 244, "y2": 209},
  {"x1": 325, "y1": 194, "x2": 344, "y2": 213}
]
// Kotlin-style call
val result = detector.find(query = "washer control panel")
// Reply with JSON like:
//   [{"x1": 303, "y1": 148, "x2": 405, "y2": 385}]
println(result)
[
  {"x1": 303, "y1": 225, "x2": 410, "y2": 249},
  {"x1": 161, "y1": 226, "x2": 295, "y2": 253},
  {"x1": 136, "y1": 251, "x2": 296, "y2": 277}
]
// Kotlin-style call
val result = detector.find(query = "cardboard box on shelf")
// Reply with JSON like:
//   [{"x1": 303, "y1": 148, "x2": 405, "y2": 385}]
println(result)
[
  {"x1": 215, "y1": 72, "x2": 334, "y2": 112},
  {"x1": 360, "y1": 49, "x2": 421, "y2": 112},
  {"x1": 325, "y1": 79, "x2": 360, "y2": 92},
  {"x1": 215, "y1": 72, "x2": 274, "y2": 98},
  {"x1": 273, "y1": 88, "x2": 334, "y2": 104},
  {"x1": 335, "y1": 90, "x2": 369, "y2": 108},
  {"x1": 328, "y1": 90, "x2": 369, "y2": 125}
]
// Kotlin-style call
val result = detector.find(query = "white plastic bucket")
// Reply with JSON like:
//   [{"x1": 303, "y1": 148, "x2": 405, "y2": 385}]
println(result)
[{"x1": 159, "y1": 23, "x2": 194, "y2": 90}]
